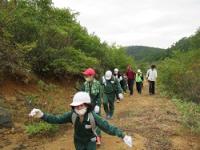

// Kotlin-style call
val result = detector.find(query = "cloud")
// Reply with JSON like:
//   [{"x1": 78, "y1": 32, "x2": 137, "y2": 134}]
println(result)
[{"x1": 53, "y1": 0, "x2": 200, "y2": 48}]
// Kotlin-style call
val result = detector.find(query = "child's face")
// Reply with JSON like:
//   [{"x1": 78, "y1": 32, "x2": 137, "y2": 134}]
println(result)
[
  {"x1": 84, "y1": 75, "x2": 94, "y2": 82},
  {"x1": 75, "y1": 104, "x2": 86, "y2": 110},
  {"x1": 74, "y1": 104, "x2": 87, "y2": 116}
]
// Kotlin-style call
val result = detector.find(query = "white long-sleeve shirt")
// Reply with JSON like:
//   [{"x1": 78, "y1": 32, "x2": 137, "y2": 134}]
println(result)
[{"x1": 146, "y1": 69, "x2": 157, "y2": 81}]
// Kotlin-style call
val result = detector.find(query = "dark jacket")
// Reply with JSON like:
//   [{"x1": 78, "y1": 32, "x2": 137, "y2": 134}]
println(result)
[{"x1": 42, "y1": 111, "x2": 125, "y2": 143}]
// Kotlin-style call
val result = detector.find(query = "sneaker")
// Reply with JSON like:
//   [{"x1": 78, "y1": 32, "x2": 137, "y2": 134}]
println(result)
[
  {"x1": 96, "y1": 136, "x2": 101, "y2": 145},
  {"x1": 117, "y1": 100, "x2": 120, "y2": 103}
]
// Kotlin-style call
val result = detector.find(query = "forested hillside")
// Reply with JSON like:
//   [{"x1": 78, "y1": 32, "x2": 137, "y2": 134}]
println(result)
[
  {"x1": 125, "y1": 46, "x2": 166, "y2": 63},
  {"x1": 0, "y1": 0, "x2": 134, "y2": 82},
  {"x1": 168, "y1": 29, "x2": 200, "y2": 53}
]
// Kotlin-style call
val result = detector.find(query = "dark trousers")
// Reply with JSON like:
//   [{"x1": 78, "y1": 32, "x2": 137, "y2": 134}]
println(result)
[
  {"x1": 103, "y1": 93, "x2": 115, "y2": 117},
  {"x1": 136, "y1": 82, "x2": 142, "y2": 94},
  {"x1": 75, "y1": 139, "x2": 96, "y2": 150},
  {"x1": 121, "y1": 81, "x2": 127, "y2": 93},
  {"x1": 128, "y1": 79, "x2": 134, "y2": 95},
  {"x1": 115, "y1": 93, "x2": 120, "y2": 100},
  {"x1": 149, "y1": 81, "x2": 155, "y2": 94}
]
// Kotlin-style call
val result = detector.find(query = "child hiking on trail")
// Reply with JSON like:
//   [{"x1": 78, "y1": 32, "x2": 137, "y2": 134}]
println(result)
[
  {"x1": 146, "y1": 65, "x2": 157, "y2": 95},
  {"x1": 113, "y1": 68, "x2": 123, "y2": 102},
  {"x1": 80, "y1": 68, "x2": 102, "y2": 145},
  {"x1": 136, "y1": 69, "x2": 144, "y2": 94},
  {"x1": 122, "y1": 73, "x2": 128, "y2": 93},
  {"x1": 29, "y1": 92, "x2": 133, "y2": 150},
  {"x1": 120, "y1": 74, "x2": 127, "y2": 93},
  {"x1": 114, "y1": 68, "x2": 127, "y2": 93},
  {"x1": 101, "y1": 70, "x2": 124, "y2": 119},
  {"x1": 113, "y1": 68, "x2": 123, "y2": 84}
]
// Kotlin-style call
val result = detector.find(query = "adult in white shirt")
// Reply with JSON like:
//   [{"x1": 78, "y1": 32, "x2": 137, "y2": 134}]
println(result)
[{"x1": 146, "y1": 65, "x2": 157, "y2": 95}]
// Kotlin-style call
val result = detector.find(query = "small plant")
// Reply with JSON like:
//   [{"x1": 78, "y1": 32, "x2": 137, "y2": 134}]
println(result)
[
  {"x1": 37, "y1": 80, "x2": 47, "y2": 91},
  {"x1": 25, "y1": 121, "x2": 59, "y2": 135},
  {"x1": 46, "y1": 95, "x2": 53, "y2": 102},
  {"x1": 25, "y1": 94, "x2": 39, "y2": 105},
  {"x1": 46, "y1": 83, "x2": 57, "y2": 92},
  {"x1": 37, "y1": 80, "x2": 57, "y2": 92}
]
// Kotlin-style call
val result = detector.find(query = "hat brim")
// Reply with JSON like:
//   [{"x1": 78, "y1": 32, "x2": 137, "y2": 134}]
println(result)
[
  {"x1": 70, "y1": 101, "x2": 91, "y2": 107},
  {"x1": 82, "y1": 71, "x2": 88, "y2": 75},
  {"x1": 70, "y1": 101, "x2": 85, "y2": 107},
  {"x1": 82, "y1": 72, "x2": 93, "y2": 76}
]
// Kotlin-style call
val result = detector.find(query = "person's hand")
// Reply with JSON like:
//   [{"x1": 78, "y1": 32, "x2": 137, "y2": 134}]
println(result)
[
  {"x1": 118, "y1": 93, "x2": 124, "y2": 100},
  {"x1": 94, "y1": 105, "x2": 100, "y2": 113},
  {"x1": 29, "y1": 108, "x2": 44, "y2": 118},
  {"x1": 123, "y1": 135, "x2": 133, "y2": 147}
]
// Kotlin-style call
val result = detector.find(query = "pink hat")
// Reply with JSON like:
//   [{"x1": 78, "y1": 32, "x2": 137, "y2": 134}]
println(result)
[{"x1": 82, "y1": 68, "x2": 96, "y2": 76}]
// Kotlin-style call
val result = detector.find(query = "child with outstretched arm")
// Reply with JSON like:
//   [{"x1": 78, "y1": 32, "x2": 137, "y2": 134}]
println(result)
[{"x1": 29, "y1": 92, "x2": 133, "y2": 150}]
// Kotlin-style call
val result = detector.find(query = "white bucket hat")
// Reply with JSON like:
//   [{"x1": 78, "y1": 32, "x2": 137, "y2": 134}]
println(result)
[
  {"x1": 105, "y1": 70, "x2": 112, "y2": 80},
  {"x1": 114, "y1": 68, "x2": 119, "y2": 73},
  {"x1": 70, "y1": 92, "x2": 91, "y2": 106},
  {"x1": 137, "y1": 69, "x2": 142, "y2": 73}
]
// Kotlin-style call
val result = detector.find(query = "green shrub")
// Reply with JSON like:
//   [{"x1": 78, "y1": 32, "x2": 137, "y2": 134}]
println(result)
[
  {"x1": 0, "y1": 26, "x2": 30, "y2": 80},
  {"x1": 25, "y1": 121, "x2": 59, "y2": 135},
  {"x1": 158, "y1": 49, "x2": 200, "y2": 103},
  {"x1": 158, "y1": 29, "x2": 200, "y2": 133},
  {"x1": 172, "y1": 98, "x2": 200, "y2": 133}
]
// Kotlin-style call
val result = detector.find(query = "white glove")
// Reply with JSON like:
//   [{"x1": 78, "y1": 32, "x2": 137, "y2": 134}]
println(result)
[
  {"x1": 29, "y1": 108, "x2": 44, "y2": 118},
  {"x1": 94, "y1": 105, "x2": 100, "y2": 113},
  {"x1": 118, "y1": 93, "x2": 124, "y2": 100},
  {"x1": 123, "y1": 135, "x2": 133, "y2": 147}
]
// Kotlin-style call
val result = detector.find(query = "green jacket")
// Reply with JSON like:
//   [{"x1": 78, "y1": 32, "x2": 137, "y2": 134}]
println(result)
[
  {"x1": 101, "y1": 76, "x2": 122, "y2": 94},
  {"x1": 81, "y1": 79, "x2": 101, "y2": 107},
  {"x1": 42, "y1": 111, "x2": 125, "y2": 143}
]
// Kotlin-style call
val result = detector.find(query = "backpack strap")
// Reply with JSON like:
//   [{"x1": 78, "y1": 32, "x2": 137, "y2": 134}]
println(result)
[
  {"x1": 88, "y1": 112, "x2": 97, "y2": 137},
  {"x1": 71, "y1": 112, "x2": 78, "y2": 125},
  {"x1": 102, "y1": 76, "x2": 106, "y2": 86}
]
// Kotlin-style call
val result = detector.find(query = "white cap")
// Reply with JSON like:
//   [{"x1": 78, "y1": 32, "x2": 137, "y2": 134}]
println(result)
[
  {"x1": 114, "y1": 68, "x2": 119, "y2": 73},
  {"x1": 70, "y1": 92, "x2": 91, "y2": 106},
  {"x1": 137, "y1": 69, "x2": 142, "y2": 73},
  {"x1": 105, "y1": 70, "x2": 112, "y2": 80}
]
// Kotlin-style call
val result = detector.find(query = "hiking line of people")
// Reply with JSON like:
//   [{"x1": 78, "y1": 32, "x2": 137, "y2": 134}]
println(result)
[
  {"x1": 29, "y1": 65, "x2": 157, "y2": 150},
  {"x1": 126, "y1": 64, "x2": 157, "y2": 95}
]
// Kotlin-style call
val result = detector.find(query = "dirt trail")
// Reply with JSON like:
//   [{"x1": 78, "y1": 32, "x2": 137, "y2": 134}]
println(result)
[
  {"x1": 1, "y1": 81, "x2": 200, "y2": 150},
  {"x1": 32, "y1": 82, "x2": 200, "y2": 150}
]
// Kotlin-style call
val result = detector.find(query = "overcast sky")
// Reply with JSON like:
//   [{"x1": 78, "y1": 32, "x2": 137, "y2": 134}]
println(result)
[{"x1": 53, "y1": 0, "x2": 200, "y2": 48}]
